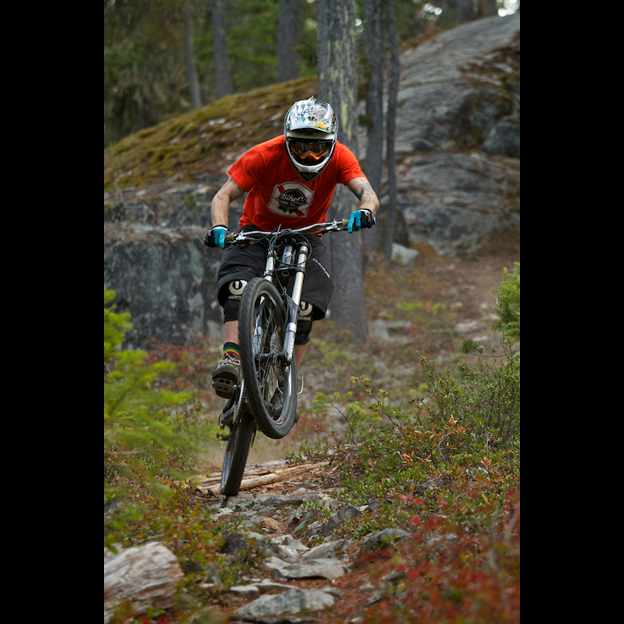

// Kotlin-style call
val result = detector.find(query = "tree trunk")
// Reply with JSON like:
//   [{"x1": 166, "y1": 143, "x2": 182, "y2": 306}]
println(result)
[
  {"x1": 456, "y1": 0, "x2": 478, "y2": 23},
  {"x1": 480, "y1": 0, "x2": 499, "y2": 17},
  {"x1": 182, "y1": 2, "x2": 202, "y2": 108},
  {"x1": 383, "y1": 0, "x2": 400, "y2": 264},
  {"x1": 457, "y1": 0, "x2": 498, "y2": 23},
  {"x1": 212, "y1": 0, "x2": 233, "y2": 98},
  {"x1": 278, "y1": 0, "x2": 302, "y2": 82},
  {"x1": 317, "y1": 0, "x2": 368, "y2": 342},
  {"x1": 363, "y1": 0, "x2": 384, "y2": 253}
]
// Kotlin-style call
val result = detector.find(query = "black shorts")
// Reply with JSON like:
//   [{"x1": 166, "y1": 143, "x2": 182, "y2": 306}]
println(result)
[{"x1": 216, "y1": 225, "x2": 334, "y2": 321}]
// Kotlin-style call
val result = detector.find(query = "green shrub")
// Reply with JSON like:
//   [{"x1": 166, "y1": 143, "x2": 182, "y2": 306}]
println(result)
[
  {"x1": 420, "y1": 352, "x2": 520, "y2": 449},
  {"x1": 301, "y1": 264, "x2": 520, "y2": 538},
  {"x1": 104, "y1": 286, "x2": 216, "y2": 522},
  {"x1": 493, "y1": 262, "x2": 520, "y2": 344}
]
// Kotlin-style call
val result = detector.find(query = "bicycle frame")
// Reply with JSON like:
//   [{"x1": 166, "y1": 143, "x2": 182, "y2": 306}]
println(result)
[{"x1": 226, "y1": 219, "x2": 348, "y2": 366}]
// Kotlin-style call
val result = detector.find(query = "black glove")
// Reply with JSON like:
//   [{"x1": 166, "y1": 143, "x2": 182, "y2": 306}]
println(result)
[{"x1": 204, "y1": 225, "x2": 229, "y2": 248}]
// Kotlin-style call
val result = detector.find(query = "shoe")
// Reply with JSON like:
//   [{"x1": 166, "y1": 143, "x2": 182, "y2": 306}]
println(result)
[
  {"x1": 270, "y1": 384, "x2": 300, "y2": 423},
  {"x1": 212, "y1": 354, "x2": 241, "y2": 398}
]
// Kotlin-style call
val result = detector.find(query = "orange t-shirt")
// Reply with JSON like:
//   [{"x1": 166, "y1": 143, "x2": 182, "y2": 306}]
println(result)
[{"x1": 228, "y1": 135, "x2": 365, "y2": 231}]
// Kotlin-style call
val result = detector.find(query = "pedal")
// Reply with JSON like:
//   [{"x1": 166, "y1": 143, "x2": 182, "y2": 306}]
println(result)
[{"x1": 212, "y1": 377, "x2": 238, "y2": 399}]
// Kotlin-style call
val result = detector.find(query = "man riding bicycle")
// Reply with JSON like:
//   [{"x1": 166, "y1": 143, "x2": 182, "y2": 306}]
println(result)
[{"x1": 204, "y1": 95, "x2": 379, "y2": 401}]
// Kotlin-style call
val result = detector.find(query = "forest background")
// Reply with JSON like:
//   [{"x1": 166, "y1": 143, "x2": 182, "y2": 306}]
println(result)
[{"x1": 104, "y1": 0, "x2": 519, "y2": 148}]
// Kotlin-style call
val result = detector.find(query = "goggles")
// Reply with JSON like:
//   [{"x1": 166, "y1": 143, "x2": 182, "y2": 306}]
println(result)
[{"x1": 289, "y1": 139, "x2": 332, "y2": 160}]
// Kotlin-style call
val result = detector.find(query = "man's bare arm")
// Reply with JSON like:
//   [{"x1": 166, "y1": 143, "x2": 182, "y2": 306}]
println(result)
[
  {"x1": 347, "y1": 176, "x2": 380, "y2": 215},
  {"x1": 211, "y1": 177, "x2": 245, "y2": 227}
]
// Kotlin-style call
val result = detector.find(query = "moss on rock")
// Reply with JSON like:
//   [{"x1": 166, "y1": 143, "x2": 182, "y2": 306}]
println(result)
[{"x1": 104, "y1": 76, "x2": 318, "y2": 191}]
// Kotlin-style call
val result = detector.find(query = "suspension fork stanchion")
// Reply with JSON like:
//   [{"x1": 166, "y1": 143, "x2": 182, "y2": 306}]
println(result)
[
  {"x1": 250, "y1": 250, "x2": 277, "y2": 357},
  {"x1": 263, "y1": 250, "x2": 276, "y2": 283},
  {"x1": 282, "y1": 242, "x2": 309, "y2": 363}
]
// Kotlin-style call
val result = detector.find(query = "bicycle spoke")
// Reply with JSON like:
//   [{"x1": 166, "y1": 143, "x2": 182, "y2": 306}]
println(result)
[{"x1": 239, "y1": 278, "x2": 297, "y2": 439}]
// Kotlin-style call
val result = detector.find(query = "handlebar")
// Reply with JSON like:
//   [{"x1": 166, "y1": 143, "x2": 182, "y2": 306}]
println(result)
[{"x1": 224, "y1": 218, "x2": 352, "y2": 244}]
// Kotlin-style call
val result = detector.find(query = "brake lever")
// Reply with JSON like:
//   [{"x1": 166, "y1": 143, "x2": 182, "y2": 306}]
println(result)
[
  {"x1": 225, "y1": 232, "x2": 255, "y2": 248},
  {"x1": 320, "y1": 219, "x2": 348, "y2": 232}
]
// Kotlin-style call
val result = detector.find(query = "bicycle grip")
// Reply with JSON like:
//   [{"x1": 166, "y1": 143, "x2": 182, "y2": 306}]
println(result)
[
  {"x1": 225, "y1": 233, "x2": 236, "y2": 243},
  {"x1": 341, "y1": 218, "x2": 349, "y2": 227}
]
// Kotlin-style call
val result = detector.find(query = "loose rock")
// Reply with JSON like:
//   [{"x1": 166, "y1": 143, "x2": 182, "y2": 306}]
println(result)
[
  {"x1": 320, "y1": 504, "x2": 364, "y2": 537},
  {"x1": 272, "y1": 561, "x2": 348, "y2": 581},
  {"x1": 222, "y1": 532, "x2": 250, "y2": 555},
  {"x1": 359, "y1": 529, "x2": 411, "y2": 556},
  {"x1": 236, "y1": 588, "x2": 334, "y2": 618},
  {"x1": 103, "y1": 542, "x2": 184, "y2": 624}
]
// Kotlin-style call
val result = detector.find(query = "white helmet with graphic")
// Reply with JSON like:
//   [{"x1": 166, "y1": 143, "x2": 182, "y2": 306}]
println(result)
[{"x1": 284, "y1": 95, "x2": 338, "y2": 181}]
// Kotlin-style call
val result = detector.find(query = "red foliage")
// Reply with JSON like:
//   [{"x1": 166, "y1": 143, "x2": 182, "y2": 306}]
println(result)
[{"x1": 364, "y1": 489, "x2": 520, "y2": 623}]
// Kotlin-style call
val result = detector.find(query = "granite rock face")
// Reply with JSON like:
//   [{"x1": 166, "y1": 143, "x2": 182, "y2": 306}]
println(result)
[
  {"x1": 392, "y1": 14, "x2": 520, "y2": 155},
  {"x1": 384, "y1": 13, "x2": 520, "y2": 256},
  {"x1": 104, "y1": 223, "x2": 224, "y2": 348}
]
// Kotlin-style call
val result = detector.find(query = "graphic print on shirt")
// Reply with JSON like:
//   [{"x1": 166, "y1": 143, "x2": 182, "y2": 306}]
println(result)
[{"x1": 267, "y1": 182, "x2": 315, "y2": 218}]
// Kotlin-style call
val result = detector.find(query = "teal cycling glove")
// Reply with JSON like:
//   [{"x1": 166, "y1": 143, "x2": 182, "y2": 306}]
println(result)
[
  {"x1": 348, "y1": 209, "x2": 375, "y2": 232},
  {"x1": 204, "y1": 226, "x2": 229, "y2": 248}
]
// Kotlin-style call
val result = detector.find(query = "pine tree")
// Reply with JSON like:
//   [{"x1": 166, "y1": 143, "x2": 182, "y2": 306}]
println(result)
[
  {"x1": 383, "y1": 0, "x2": 400, "y2": 264},
  {"x1": 211, "y1": 0, "x2": 233, "y2": 98},
  {"x1": 363, "y1": 0, "x2": 384, "y2": 252},
  {"x1": 277, "y1": 0, "x2": 303, "y2": 82},
  {"x1": 182, "y1": 1, "x2": 202, "y2": 108},
  {"x1": 104, "y1": 286, "x2": 214, "y2": 505}
]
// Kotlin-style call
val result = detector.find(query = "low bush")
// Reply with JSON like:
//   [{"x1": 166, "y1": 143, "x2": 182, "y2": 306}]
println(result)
[
  {"x1": 493, "y1": 262, "x2": 520, "y2": 345},
  {"x1": 104, "y1": 286, "x2": 218, "y2": 543},
  {"x1": 361, "y1": 488, "x2": 520, "y2": 623},
  {"x1": 296, "y1": 264, "x2": 520, "y2": 620}
]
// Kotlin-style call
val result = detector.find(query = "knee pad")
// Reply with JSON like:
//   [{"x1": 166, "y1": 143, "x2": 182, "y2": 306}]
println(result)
[
  {"x1": 295, "y1": 301, "x2": 314, "y2": 345},
  {"x1": 223, "y1": 280, "x2": 247, "y2": 322}
]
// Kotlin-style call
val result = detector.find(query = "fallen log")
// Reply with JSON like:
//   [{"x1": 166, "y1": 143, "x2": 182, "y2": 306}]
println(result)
[{"x1": 193, "y1": 461, "x2": 331, "y2": 493}]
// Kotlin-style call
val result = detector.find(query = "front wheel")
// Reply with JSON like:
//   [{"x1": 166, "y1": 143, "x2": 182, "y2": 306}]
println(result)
[{"x1": 239, "y1": 278, "x2": 297, "y2": 439}]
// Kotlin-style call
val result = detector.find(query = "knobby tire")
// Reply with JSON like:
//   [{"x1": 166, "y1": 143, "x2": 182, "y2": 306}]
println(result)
[
  {"x1": 239, "y1": 277, "x2": 297, "y2": 439},
  {"x1": 220, "y1": 408, "x2": 256, "y2": 496}
]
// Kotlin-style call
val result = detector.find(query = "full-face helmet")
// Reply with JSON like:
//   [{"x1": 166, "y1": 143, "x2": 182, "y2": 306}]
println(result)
[{"x1": 284, "y1": 96, "x2": 338, "y2": 181}]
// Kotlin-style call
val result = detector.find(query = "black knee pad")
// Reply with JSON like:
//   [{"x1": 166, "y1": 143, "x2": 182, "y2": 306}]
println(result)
[
  {"x1": 223, "y1": 280, "x2": 247, "y2": 322},
  {"x1": 295, "y1": 301, "x2": 314, "y2": 345}
]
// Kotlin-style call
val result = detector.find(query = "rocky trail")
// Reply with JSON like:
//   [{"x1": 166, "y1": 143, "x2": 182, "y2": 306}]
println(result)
[
  {"x1": 200, "y1": 458, "x2": 420, "y2": 624},
  {"x1": 105, "y1": 457, "x2": 418, "y2": 624},
  {"x1": 104, "y1": 228, "x2": 519, "y2": 624}
]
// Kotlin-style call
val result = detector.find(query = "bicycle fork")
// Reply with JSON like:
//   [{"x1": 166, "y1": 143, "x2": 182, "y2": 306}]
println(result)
[
  {"x1": 283, "y1": 242, "x2": 308, "y2": 363},
  {"x1": 263, "y1": 242, "x2": 309, "y2": 365}
]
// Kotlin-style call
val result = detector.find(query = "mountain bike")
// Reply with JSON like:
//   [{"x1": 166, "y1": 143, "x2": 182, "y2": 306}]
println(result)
[{"x1": 217, "y1": 219, "x2": 351, "y2": 496}]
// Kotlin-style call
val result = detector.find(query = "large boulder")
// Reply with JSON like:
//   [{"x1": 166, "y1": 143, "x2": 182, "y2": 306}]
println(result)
[
  {"x1": 104, "y1": 222, "x2": 223, "y2": 347},
  {"x1": 104, "y1": 542, "x2": 183, "y2": 623},
  {"x1": 397, "y1": 152, "x2": 519, "y2": 256}
]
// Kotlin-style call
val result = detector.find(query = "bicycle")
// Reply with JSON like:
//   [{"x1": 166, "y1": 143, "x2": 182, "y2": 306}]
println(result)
[{"x1": 216, "y1": 218, "x2": 353, "y2": 496}]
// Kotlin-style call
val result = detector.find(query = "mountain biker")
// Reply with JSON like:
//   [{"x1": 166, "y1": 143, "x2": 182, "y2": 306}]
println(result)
[{"x1": 204, "y1": 95, "x2": 379, "y2": 402}]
